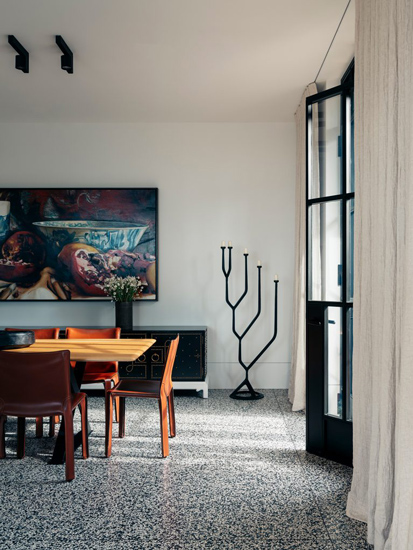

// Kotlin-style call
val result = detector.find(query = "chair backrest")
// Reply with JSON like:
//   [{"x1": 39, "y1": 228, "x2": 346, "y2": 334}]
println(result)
[
  {"x1": 6, "y1": 328, "x2": 60, "y2": 339},
  {"x1": 161, "y1": 336, "x2": 179, "y2": 395},
  {"x1": 0, "y1": 350, "x2": 72, "y2": 417},
  {"x1": 66, "y1": 327, "x2": 121, "y2": 340}
]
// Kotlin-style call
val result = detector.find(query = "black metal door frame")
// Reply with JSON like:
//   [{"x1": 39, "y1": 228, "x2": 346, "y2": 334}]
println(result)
[{"x1": 305, "y1": 63, "x2": 354, "y2": 466}]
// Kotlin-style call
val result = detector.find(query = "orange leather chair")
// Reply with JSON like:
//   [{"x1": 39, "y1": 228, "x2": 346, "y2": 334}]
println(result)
[
  {"x1": 66, "y1": 327, "x2": 121, "y2": 421},
  {"x1": 105, "y1": 336, "x2": 179, "y2": 458},
  {"x1": 0, "y1": 350, "x2": 88, "y2": 482},
  {"x1": 5, "y1": 328, "x2": 60, "y2": 437}
]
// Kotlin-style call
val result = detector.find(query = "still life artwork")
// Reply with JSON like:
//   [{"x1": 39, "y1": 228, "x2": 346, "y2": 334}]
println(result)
[{"x1": 0, "y1": 188, "x2": 157, "y2": 301}]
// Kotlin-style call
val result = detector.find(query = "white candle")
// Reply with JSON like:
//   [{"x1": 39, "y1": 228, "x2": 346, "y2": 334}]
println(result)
[
  {"x1": 244, "y1": 248, "x2": 248, "y2": 254},
  {"x1": 228, "y1": 241, "x2": 232, "y2": 247},
  {"x1": 257, "y1": 260, "x2": 261, "y2": 267},
  {"x1": 221, "y1": 241, "x2": 226, "y2": 247},
  {"x1": 274, "y1": 274, "x2": 279, "y2": 281}
]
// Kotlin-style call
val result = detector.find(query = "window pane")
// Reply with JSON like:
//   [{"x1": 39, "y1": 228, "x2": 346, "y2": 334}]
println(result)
[
  {"x1": 347, "y1": 199, "x2": 354, "y2": 302},
  {"x1": 326, "y1": 307, "x2": 343, "y2": 418},
  {"x1": 308, "y1": 95, "x2": 342, "y2": 199},
  {"x1": 308, "y1": 200, "x2": 342, "y2": 301},
  {"x1": 346, "y1": 90, "x2": 355, "y2": 193},
  {"x1": 347, "y1": 308, "x2": 353, "y2": 421}
]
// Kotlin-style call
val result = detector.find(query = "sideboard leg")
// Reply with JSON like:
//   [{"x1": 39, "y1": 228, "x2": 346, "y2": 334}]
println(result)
[{"x1": 200, "y1": 377, "x2": 209, "y2": 398}]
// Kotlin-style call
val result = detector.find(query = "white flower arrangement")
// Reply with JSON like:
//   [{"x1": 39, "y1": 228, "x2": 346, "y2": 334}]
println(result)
[{"x1": 103, "y1": 275, "x2": 144, "y2": 302}]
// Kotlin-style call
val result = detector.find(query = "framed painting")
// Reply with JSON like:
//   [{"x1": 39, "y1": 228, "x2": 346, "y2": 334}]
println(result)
[{"x1": 0, "y1": 188, "x2": 158, "y2": 301}]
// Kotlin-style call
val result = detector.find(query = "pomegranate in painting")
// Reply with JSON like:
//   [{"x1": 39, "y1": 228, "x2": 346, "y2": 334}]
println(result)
[
  {"x1": 0, "y1": 231, "x2": 46, "y2": 282},
  {"x1": 58, "y1": 244, "x2": 155, "y2": 296}
]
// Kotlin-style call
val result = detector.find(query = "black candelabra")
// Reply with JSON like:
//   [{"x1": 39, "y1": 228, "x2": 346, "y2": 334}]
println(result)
[{"x1": 221, "y1": 242, "x2": 279, "y2": 400}]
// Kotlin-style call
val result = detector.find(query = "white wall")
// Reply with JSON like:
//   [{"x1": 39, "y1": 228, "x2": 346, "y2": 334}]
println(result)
[{"x1": 0, "y1": 122, "x2": 295, "y2": 389}]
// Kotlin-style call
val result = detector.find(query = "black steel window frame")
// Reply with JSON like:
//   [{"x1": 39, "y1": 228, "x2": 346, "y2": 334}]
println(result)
[{"x1": 305, "y1": 70, "x2": 354, "y2": 425}]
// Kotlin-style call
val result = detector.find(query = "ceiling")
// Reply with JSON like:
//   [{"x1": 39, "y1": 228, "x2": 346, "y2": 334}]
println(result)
[{"x1": 0, "y1": 0, "x2": 355, "y2": 123}]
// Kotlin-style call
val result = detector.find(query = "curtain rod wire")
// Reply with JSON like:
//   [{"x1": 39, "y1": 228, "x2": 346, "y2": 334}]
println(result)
[{"x1": 314, "y1": 0, "x2": 352, "y2": 83}]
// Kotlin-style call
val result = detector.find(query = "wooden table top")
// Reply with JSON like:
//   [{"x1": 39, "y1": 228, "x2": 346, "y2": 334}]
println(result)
[{"x1": 8, "y1": 338, "x2": 156, "y2": 362}]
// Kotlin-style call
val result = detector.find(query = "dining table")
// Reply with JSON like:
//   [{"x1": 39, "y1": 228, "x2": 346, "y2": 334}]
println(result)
[{"x1": 9, "y1": 337, "x2": 156, "y2": 464}]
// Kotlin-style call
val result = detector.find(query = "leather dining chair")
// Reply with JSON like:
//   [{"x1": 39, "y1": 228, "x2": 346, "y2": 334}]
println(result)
[
  {"x1": 0, "y1": 350, "x2": 89, "y2": 482},
  {"x1": 66, "y1": 327, "x2": 121, "y2": 421},
  {"x1": 6, "y1": 328, "x2": 60, "y2": 438},
  {"x1": 105, "y1": 335, "x2": 179, "y2": 458}
]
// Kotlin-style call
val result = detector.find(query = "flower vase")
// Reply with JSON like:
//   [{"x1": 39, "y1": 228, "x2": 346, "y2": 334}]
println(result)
[{"x1": 115, "y1": 302, "x2": 133, "y2": 332}]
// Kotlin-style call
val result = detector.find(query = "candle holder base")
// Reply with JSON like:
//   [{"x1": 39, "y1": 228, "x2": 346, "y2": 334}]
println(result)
[{"x1": 229, "y1": 378, "x2": 264, "y2": 400}]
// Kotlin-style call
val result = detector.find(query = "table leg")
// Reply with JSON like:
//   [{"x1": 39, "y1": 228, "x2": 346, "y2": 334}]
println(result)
[{"x1": 49, "y1": 362, "x2": 92, "y2": 465}]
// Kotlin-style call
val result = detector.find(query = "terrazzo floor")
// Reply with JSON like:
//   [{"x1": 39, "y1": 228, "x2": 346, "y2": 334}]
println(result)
[{"x1": 0, "y1": 390, "x2": 370, "y2": 550}]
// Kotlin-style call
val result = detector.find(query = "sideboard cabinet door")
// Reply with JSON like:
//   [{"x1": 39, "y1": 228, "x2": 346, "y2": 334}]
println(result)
[{"x1": 119, "y1": 327, "x2": 207, "y2": 382}]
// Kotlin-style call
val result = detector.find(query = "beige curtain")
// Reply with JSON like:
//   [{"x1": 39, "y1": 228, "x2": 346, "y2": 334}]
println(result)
[
  {"x1": 289, "y1": 82, "x2": 317, "y2": 412},
  {"x1": 346, "y1": 1, "x2": 413, "y2": 548}
]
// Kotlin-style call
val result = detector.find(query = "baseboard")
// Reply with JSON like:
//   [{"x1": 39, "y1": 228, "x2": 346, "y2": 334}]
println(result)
[{"x1": 207, "y1": 362, "x2": 290, "y2": 389}]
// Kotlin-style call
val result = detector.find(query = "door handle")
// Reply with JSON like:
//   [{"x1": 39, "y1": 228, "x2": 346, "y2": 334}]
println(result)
[{"x1": 308, "y1": 319, "x2": 322, "y2": 326}]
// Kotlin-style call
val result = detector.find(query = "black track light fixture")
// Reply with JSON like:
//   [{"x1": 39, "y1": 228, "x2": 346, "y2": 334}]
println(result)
[
  {"x1": 8, "y1": 35, "x2": 29, "y2": 73},
  {"x1": 55, "y1": 35, "x2": 73, "y2": 74}
]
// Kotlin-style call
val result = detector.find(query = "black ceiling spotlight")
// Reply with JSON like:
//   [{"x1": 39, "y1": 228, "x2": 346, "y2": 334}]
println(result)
[
  {"x1": 55, "y1": 35, "x2": 73, "y2": 74},
  {"x1": 8, "y1": 35, "x2": 29, "y2": 73}
]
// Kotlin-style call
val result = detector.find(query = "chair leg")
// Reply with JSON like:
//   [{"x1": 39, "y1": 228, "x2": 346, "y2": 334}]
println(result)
[
  {"x1": 105, "y1": 392, "x2": 114, "y2": 458},
  {"x1": 119, "y1": 397, "x2": 126, "y2": 438},
  {"x1": 63, "y1": 411, "x2": 75, "y2": 482},
  {"x1": 49, "y1": 416, "x2": 56, "y2": 437},
  {"x1": 35, "y1": 417, "x2": 43, "y2": 438},
  {"x1": 158, "y1": 395, "x2": 169, "y2": 458},
  {"x1": 113, "y1": 373, "x2": 120, "y2": 423},
  {"x1": 79, "y1": 398, "x2": 89, "y2": 459},
  {"x1": 168, "y1": 390, "x2": 176, "y2": 438},
  {"x1": 17, "y1": 417, "x2": 26, "y2": 459},
  {"x1": 104, "y1": 379, "x2": 119, "y2": 423},
  {"x1": 0, "y1": 415, "x2": 6, "y2": 458}
]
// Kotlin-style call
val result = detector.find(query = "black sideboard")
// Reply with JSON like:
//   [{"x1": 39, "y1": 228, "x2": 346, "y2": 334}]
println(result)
[{"x1": 70, "y1": 325, "x2": 209, "y2": 398}]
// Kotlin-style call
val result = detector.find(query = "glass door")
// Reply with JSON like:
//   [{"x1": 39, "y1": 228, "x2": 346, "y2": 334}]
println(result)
[{"x1": 306, "y1": 64, "x2": 354, "y2": 465}]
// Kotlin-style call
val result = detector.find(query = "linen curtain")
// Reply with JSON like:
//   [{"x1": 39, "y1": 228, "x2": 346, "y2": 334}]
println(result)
[
  {"x1": 346, "y1": 1, "x2": 413, "y2": 548},
  {"x1": 289, "y1": 82, "x2": 317, "y2": 412}
]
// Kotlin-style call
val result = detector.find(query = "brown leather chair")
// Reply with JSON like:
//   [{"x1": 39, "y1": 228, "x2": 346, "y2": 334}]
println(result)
[
  {"x1": 105, "y1": 336, "x2": 179, "y2": 458},
  {"x1": 0, "y1": 350, "x2": 88, "y2": 482},
  {"x1": 66, "y1": 327, "x2": 121, "y2": 421},
  {"x1": 6, "y1": 328, "x2": 60, "y2": 437}
]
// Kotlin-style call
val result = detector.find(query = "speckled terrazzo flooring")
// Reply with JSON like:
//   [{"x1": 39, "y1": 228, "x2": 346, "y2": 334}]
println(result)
[{"x1": 0, "y1": 390, "x2": 370, "y2": 550}]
